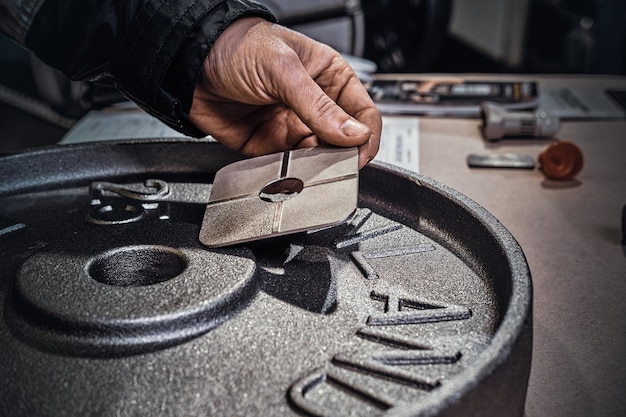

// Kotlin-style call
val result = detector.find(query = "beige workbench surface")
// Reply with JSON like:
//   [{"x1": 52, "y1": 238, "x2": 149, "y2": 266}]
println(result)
[{"x1": 393, "y1": 74, "x2": 626, "y2": 417}]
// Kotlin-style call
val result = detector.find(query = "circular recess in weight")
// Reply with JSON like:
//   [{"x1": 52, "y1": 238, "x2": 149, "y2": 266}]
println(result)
[
  {"x1": 88, "y1": 245, "x2": 188, "y2": 287},
  {"x1": 8, "y1": 222, "x2": 258, "y2": 356}
]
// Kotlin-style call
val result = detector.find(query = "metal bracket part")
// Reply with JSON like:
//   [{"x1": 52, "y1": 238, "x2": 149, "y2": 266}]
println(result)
[{"x1": 199, "y1": 147, "x2": 359, "y2": 248}]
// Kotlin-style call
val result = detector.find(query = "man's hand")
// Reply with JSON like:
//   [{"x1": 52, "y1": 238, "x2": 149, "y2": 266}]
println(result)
[{"x1": 189, "y1": 17, "x2": 381, "y2": 168}]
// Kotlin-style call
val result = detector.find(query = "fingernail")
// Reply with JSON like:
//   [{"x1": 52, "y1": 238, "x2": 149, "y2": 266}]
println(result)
[
  {"x1": 341, "y1": 119, "x2": 370, "y2": 137},
  {"x1": 358, "y1": 154, "x2": 374, "y2": 169}
]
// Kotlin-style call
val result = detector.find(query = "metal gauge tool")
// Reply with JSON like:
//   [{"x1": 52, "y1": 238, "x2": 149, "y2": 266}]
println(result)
[{"x1": 199, "y1": 146, "x2": 359, "y2": 247}]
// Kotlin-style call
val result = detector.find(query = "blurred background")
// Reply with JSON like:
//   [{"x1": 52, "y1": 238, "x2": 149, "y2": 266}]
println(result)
[
  {"x1": 1, "y1": 0, "x2": 625, "y2": 152},
  {"x1": 362, "y1": 0, "x2": 625, "y2": 75}
]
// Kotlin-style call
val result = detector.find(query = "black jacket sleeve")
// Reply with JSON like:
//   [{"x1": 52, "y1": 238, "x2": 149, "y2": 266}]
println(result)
[{"x1": 22, "y1": 0, "x2": 276, "y2": 136}]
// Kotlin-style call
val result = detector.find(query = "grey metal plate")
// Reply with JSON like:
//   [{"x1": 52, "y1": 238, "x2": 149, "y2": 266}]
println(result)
[{"x1": 200, "y1": 147, "x2": 359, "y2": 248}]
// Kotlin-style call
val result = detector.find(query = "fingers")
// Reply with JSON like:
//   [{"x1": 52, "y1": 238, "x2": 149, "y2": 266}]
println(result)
[
  {"x1": 192, "y1": 18, "x2": 381, "y2": 167},
  {"x1": 238, "y1": 108, "x2": 316, "y2": 156},
  {"x1": 266, "y1": 34, "x2": 381, "y2": 167},
  {"x1": 355, "y1": 109, "x2": 382, "y2": 168},
  {"x1": 289, "y1": 65, "x2": 380, "y2": 168}
]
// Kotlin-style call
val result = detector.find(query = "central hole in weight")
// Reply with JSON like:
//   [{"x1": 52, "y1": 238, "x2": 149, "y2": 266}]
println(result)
[
  {"x1": 259, "y1": 177, "x2": 304, "y2": 203},
  {"x1": 88, "y1": 246, "x2": 187, "y2": 287}
]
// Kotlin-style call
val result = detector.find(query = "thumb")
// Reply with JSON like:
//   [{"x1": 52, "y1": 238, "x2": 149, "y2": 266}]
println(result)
[{"x1": 276, "y1": 61, "x2": 372, "y2": 147}]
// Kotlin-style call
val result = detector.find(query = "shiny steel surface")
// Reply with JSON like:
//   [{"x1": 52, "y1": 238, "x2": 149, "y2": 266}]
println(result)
[{"x1": 199, "y1": 147, "x2": 359, "y2": 248}]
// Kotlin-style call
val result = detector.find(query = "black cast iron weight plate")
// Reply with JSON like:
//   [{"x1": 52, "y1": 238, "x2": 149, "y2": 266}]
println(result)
[{"x1": 0, "y1": 140, "x2": 532, "y2": 417}]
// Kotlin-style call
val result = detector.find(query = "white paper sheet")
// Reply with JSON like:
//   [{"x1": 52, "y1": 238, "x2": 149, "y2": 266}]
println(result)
[
  {"x1": 374, "y1": 116, "x2": 420, "y2": 173},
  {"x1": 60, "y1": 107, "x2": 194, "y2": 144}
]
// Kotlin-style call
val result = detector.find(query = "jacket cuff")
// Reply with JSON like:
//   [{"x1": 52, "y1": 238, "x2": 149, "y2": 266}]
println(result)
[{"x1": 113, "y1": 0, "x2": 276, "y2": 137}]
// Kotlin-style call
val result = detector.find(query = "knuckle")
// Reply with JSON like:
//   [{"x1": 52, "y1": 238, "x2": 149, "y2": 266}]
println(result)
[{"x1": 308, "y1": 93, "x2": 338, "y2": 124}]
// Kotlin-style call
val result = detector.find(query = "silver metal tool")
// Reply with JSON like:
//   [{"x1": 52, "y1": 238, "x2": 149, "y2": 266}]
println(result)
[
  {"x1": 480, "y1": 101, "x2": 560, "y2": 140},
  {"x1": 467, "y1": 153, "x2": 536, "y2": 169},
  {"x1": 199, "y1": 147, "x2": 359, "y2": 248}
]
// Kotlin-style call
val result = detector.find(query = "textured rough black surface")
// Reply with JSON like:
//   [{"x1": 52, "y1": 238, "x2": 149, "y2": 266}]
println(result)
[{"x1": 0, "y1": 140, "x2": 532, "y2": 417}]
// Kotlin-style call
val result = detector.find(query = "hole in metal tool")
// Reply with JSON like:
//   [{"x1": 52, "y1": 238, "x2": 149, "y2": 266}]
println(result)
[{"x1": 259, "y1": 177, "x2": 304, "y2": 203}]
